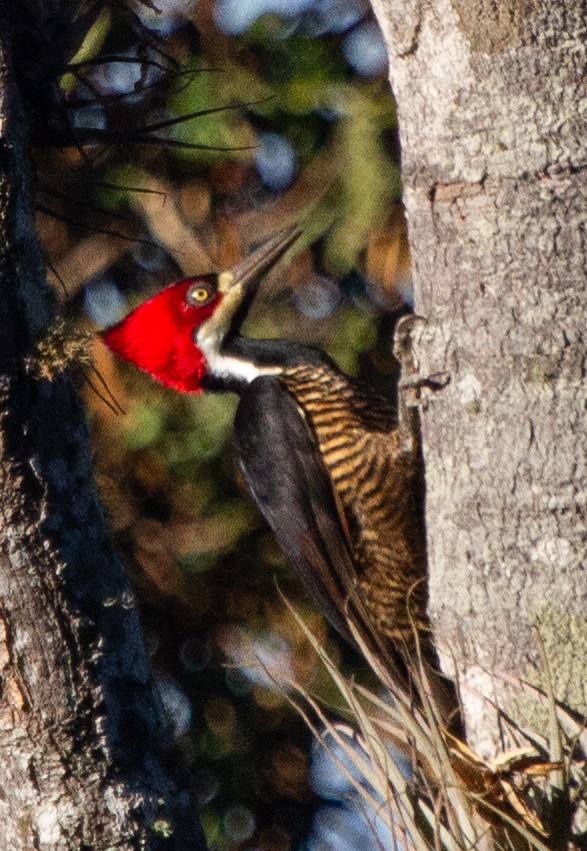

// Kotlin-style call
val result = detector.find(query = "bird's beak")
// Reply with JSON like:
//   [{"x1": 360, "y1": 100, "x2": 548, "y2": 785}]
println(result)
[
  {"x1": 202, "y1": 224, "x2": 302, "y2": 340},
  {"x1": 219, "y1": 224, "x2": 302, "y2": 296}
]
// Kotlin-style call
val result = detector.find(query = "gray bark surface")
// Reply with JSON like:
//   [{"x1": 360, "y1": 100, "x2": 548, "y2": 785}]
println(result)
[
  {"x1": 370, "y1": 0, "x2": 587, "y2": 755},
  {"x1": 0, "y1": 28, "x2": 206, "y2": 851}
]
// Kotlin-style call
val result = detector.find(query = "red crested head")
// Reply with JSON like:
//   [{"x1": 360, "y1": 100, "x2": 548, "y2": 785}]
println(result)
[
  {"x1": 101, "y1": 225, "x2": 302, "y2": 394},
  {"x1": 101, "y1": 276, "x2": 221, "y2": 393}
]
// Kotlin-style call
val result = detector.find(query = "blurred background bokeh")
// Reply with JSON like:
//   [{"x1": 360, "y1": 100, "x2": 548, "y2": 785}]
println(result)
[{"x1": 36, "y1": 1, "x2": 412, "y2": 847}]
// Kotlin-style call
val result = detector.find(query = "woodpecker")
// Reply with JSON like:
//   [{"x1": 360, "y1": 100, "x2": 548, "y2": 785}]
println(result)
[{"x1": 101, "y1": 226, "x2": 461, "y2": 734}]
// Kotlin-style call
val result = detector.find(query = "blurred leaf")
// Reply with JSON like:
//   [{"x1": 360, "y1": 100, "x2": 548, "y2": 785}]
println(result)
[
  {"x1": 327, "y1": 307, "x2": 378, "y2": 374},
  {"x1": 189, "y1": 394, "x2": 239, "y2": 447},
  {"x1": 324, "y1": 89, "x2": 399, "y2": 273},
  {"x1": 199, "y1": 810, "x2": 222, "y2": 846},
  {"x1": 168, "y1": 64, "x2": 259, "y2": 165},
  {"x1": 97, "y1": 164, "x2": 157, "y2": 209},
  {"x1": 179, "y1": 552, "x2": 220, "y2": 574},
  {"x1": 125, "y1": 400, "x2": 165, "y2": 448},
  {"x1": 60, "y1": 7, "x2": 111, "y2": 92}
]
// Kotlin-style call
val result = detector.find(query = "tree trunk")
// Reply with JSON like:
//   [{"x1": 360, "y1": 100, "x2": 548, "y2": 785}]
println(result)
[
  {"x1": 0, "y1": 29, "x2": 206, "y2": 851},
  {"x1": 370, "y1": 0, "x2": 587, "y2": 758}
]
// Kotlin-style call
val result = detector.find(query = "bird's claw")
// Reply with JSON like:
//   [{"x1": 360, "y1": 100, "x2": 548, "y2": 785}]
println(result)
[{"x1": 393, "y1": 314, "x2": 450, "y2": 454}]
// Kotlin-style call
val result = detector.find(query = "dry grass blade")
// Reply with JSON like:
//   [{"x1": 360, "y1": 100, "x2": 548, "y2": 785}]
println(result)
[
  {"x1": 273, "y1": 592, "x2": 575, "y2": 850},
  {"x1": 533, "y1": 626, "x2": 564, "y2": 787},
  {"x1": 466, "y1": 795, "x2": 552, "y2": 851},
  {"x1": 345, "y1": 609, "x2": 479, "y2": 848},
  {"x1": 279, "y1": 596, "x2": 481, "y2": 851},
  {"x1": 355, "y1": 682, "x2": 481, "y2": 850},
  {"x1": 289, "y1": 695, "x2": 395, "y2": 825},
  {"x1": 283, "y1": 669, "x2": 442, "y2": 850},
  {"x1": 250, "y1": 652, "x2": 415, "y2": 845},
  {"x1": 483, "y1": 668, "x2": 587, "y2": 755}
]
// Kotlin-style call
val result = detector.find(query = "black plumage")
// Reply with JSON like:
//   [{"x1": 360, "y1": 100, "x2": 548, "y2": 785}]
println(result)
[{"x1": 233, "y1": 357, "x2": 460, "y2": 733}]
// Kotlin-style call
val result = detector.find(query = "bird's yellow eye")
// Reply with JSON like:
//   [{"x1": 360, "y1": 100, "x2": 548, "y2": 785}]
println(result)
[{"x1": 186, "y1": 283, "x2": 214, "y2": 306}]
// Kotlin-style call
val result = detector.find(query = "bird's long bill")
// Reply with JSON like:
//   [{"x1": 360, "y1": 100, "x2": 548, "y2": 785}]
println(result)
[
  {"x1": 219, "y1": 224, "x2": 302, "y2": 298},
  {"x1": 201, "y1": 224, "x2": 302, "y2": 342}
]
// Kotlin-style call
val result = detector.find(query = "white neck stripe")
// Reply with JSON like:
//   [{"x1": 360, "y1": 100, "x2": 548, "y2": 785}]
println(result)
[{"x1": 195, "y1": 326, "x2": 281, "y2": 384}]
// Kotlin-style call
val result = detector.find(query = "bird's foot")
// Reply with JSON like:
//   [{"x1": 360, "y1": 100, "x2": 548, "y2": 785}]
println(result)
[{"x1": 393, "y1": 314, "x2": 450, "y2": 455}]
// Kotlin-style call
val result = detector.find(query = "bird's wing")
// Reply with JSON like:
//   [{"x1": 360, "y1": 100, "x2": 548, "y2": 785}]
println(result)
[
  {"x1": 233, "y1": 375, "x2": 383, "y2": 652},
  {"x1": 234, "y1": 377, "x2": 461, "y2": 730},
  {"x1": 233, "y1": 376, "x2": 360, "y2": 641}
]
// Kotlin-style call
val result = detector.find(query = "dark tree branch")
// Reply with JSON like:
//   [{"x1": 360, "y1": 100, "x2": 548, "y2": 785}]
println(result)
[{"x1": 0, "y1": 25, "x2": 206, "y2": 851}]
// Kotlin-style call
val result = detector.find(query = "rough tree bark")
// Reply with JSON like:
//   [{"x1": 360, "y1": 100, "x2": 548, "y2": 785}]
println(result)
[
  {"x1": 0, "y1": 25, "x2": 206, "y2": 851},
  {"x1": 370, "y1": 0, "x2": 587, "y2": 760}
]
